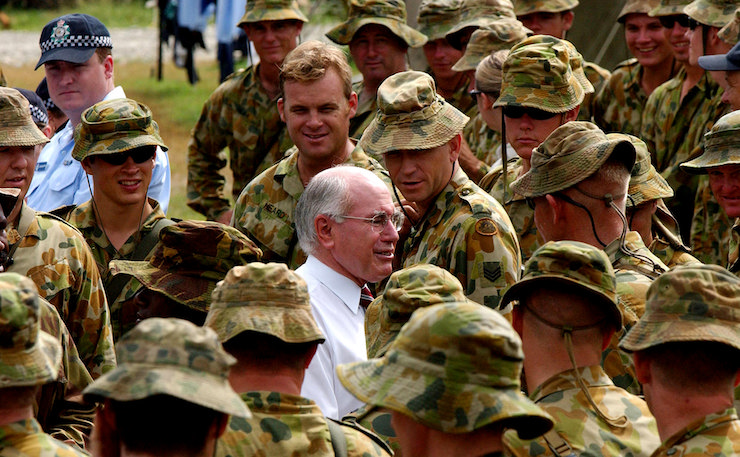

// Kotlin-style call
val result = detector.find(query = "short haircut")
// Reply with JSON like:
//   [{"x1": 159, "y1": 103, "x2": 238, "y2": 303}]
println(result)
[
  {"x1": 280, "y1": 40, "x2": 353, "y2": 99},
  {"x1": 475, "y1": 49, "x2": 509, "y2": 94},
  {"x1": 223, "y1": 331, "x2": 317, "y2": 372},
  {"x1": 111, "y1": 395, "x2": 224, "y2": 456},
  {"x1": 294, "y1": 167, "x2": 354, "y2": 255},
  {"x1": 95, "y1": 47, "x2": 112, "y2": 62}
]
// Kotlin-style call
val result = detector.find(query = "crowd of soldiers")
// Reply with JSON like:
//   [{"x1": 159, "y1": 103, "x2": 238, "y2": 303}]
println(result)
[{"x1": 0, "y1": 0, "x2": 740, "y2": 455}]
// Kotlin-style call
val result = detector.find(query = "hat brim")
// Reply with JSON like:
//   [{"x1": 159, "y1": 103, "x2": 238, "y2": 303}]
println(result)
[
  {"x1": 620, "y1": 318, "x2": 740, "y2": 353},
  {"x1": 337, "y1": 352, "x2": 554, "y2": 438},
  {"x1": 698, "y1": 53, "x2": 740, "y2": 71},
  {"x1": 238, "y1": 10, "x2": 308, "y2": 27},
  {"x1": 73, "y1": 135, "x2": 167, "y2": 161},
  {"x1": 628, "y1": 168, "x2": 674, "y2": 207},
  {"x1": 83, "y1": 364, "x2": 251, "y2": 418},
  {"x1": 205, "y1": 304, "x2": 326, "y2": 345},
  {"x1": 35, "y1": 46, "x2": 98, "y2": 70},
  {"x1": 0, "y1": 124, "x2": 50, "y2": 147},
  {"x1": 326, "y1": 18, "x2": 427, "y2": 47},
  {"x1": 0, "y1": 331, "x2": 61, "y2": 387}
]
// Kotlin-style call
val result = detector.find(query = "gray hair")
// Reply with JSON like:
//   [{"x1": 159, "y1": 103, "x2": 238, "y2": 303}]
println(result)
[{"x1": 295, "y1": 167, "x2": 356, "y2": 255}]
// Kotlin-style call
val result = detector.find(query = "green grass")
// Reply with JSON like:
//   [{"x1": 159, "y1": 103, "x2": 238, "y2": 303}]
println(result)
[{"x1": 6, "y1": 0, "x2": 156, "y2": 30}]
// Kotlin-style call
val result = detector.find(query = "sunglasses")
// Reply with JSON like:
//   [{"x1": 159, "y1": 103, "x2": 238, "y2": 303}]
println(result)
[
  {"x1": 469, "y1": 89, "x2": 501, "y2": 99},
  {"x1": 658, "y1": 15, "x2": 691, "y2": 29},
  {"x1": 97, "y1": 148, "x2": 156, "y2": 166},
  {"x1": 502, "y1": 106, "x2": 559, "y2": 120}
]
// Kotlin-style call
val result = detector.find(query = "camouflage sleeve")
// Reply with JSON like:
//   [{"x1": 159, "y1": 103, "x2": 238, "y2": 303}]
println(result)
[
  {"x1": 640, "y1": 90, "x2": 661, "y2": 167},
  {"x1": 340, "y1": 420, "x2": 394, "y2": 457},
  {"x1": 344, "y1": 405, "x2": 401, "y2": 455},
  {"x1": 187, "y1": 90, "x2": 232, "y2": 221},
  {"x1": 690, "y1": 175, "x2": 732, "y2": 265}
]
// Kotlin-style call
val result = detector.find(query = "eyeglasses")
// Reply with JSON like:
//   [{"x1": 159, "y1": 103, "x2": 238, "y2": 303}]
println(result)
[
  {"x1": 502, "y1": 106, "x2": 559, "y2": 120},
  {"x1": 687, "y1": 18, "x2": 701, "y2": 30},
  {"x1": 658, "y1": 15, "x2": 691, "y2": 29},
  {"x1": 469, "y1": 89, "x2": 500, "y2": 99},
  {"x1": 336, "y1": 210, "x2": 405, "y2": 233},
  {"x1": 97, "y1": 148, "x2": 156, "y2": 166}
]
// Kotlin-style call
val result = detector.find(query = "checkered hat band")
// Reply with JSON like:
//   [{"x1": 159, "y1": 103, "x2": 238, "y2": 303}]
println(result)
[
  {"x1": 28, "y1": 105, "x2": 48, "y2": 125},
  {"x1": 40, "y1": 35, "x2": 112, "y2": 52},
  {"x1": 43, "y1": 99, "x2": 56, "y2": 111}
]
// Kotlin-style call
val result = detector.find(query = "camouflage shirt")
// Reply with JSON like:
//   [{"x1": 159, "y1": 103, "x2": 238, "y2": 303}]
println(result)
[
  {"x1": 344, "y1": 404, "x2": 400, "y2": 456},
  {"x1": 505, "y1": 366, "x2": 660, "y2": 457},
  {"x1": 649, "y1": 201, "x2": 702, "y2": 269},
  {"x1": 579, "y1": 61, "x2": 612, "y2": 123},
  {"x1": 463, "y1": 112, "x2": 504, "y2": 181},
  {"x1": 650, "y1": 408, "x2": 740, "y2": 457},
  {"x1": 187, "y1": 64, "x2": 294, "y2": 220},
  {"x1": 231, "y1": 145, "x2": 392, "y2": 269},
  {"x1": 59, "y1": 198, "x2": 167, "y2": 340},
  {"x1": 349, "y1": 80, "x2": 377, "y2": 143},
  {"x1": 640, "y1": 68, "x2": 728, "y2": 242},
  {"x1": 481, "y1": 158, "x2": 543, "y2": 262},
  {"x1": 690, "y1": 175, "x2": 733, "y2": 265},
  {"x1": 216, "y1": 391, "x2": 392, "y2": 457},
  {"x1": 604, "y1": 231, "x2": 668, "y2": 394},
  {"x1": 7, "y1": 202, "x2": 116, "y2": 379},
  {"x1": 400, "y1": 166, "x2": 521, "y2": 311},
  {"x1": 0, "y1": 418, "x2": 90, "y2": 457},
  {"x1": 37, "y1": 299, "x2": 94, "y2": 450},
  {"x1": 729, "y1": 218, "x2": 740, "y2": 275},
  {"x1": 593, "y1": 59, "x2": 647, "y2": 136}
]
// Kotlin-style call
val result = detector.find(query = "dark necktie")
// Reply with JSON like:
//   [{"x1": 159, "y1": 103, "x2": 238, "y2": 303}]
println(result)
[{"x1": 360, "y1": 285, "x2": 374, "y2": 310}]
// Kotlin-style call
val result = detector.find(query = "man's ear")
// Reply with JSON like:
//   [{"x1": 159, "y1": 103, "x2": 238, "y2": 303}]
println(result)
[
  {"x1": 347, "y1": 91, "x2": 358, "y2": 118},
  {"x1": 104, "y1": 54, "x2": 114, "y2": 79},
  {"x1": 632, "y1": 351, "x2": 652, "y2": 385},
  {"x1": 81, "y1": 157, "x2": 95, "y2": 175},
  {"x1": 544, "y1": 193, "x2": 565, "y2": 224},
  {"x1": 448, "y1": 133, "x2": 463, "y2": 162},
  {"x1": 315, "y1": 214, "x2": 335, "y2": 250},
  {"x1": 277, "y1": 98, "x2": 286, "y2": 123},
  {"x1": 561, "y1": 11, "x2": 575, "y2": 32}
]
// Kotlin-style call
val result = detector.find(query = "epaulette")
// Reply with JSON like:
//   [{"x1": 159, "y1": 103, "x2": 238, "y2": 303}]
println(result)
[
  {"x1": 48, "y1": 204, "x2": 77, "y2": 221},
  {"x1": 614, "y1": 58, "x2": 639, "y2": 70},
  {"x1": 332, "y1": 417, "x2": 393, "y2": 455}
]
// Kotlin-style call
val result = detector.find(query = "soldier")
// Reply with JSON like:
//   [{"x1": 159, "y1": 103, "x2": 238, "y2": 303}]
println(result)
[
  {"x1": 592, "y1": 0, "x2": 677, "y2": 135},
  {"x1": 52, "y1": 99, "x2": 172, "y2": 331},
  {"x1": 360, "y1": 70, "x2": 521, "y2": 312},
  {"x1": 205, "y1": 262, "x2": 392, "y2": 457},
  {"x1": 28, "y1": 13, "x2": 170, "y2": 213},
  {"x1": 338, "y1": 300, "x2": 555, "y2": 456},
  {"x1": 477, "y1": 35, "x2": 583, "y2": 262},
  {"x1": 681, "y1": 110, "x2": 740, "y2": 274},
  {"x1": 514, "y1": 121, "x2": 669, "y2": 393},
  {"x1": 108, "y1": 220, "x2": 262, "y2": 337},
  {"x1": 0, "y1": 273, "x2": 88, "y2": 457},
  {"x1": 346, "y1": 264, "x2": 468, "y2": 455},
  {"x1": 614, "y1": 133, "x2": 701, "y2": 268},
  {"x1": 443, "y1": 0, "x2": 517, "y2": 50},
  {"x1": 0, "y1": 87, "x2": 115, "y2": 382},
  {"x1": 326, "y1": 0, "x2": 427, "y2": 140},
  {"x1": 83, "y1": 318, "x2": 249, "y2": 457},
  {"x1": 186, "y1": 0, "x2": 306, "y2": 223},
  {"x1": 231, "y1": 40, "x2": 391, "y2": 269},
  {"x1": 501, "y1": 241, "x2": 660, "y2": 457},
  {"x1": 620, "y1": 265, "x2": 740, "y2": 456},
  {"x1": 514, "y1": 0, "x2": 611, "y2": 122},
  {"x1": 640, "y1": 0, "x2": 730, "y2": 246},
  {"x1": 294, "y1": 166, "x2": 400, "y2": 419}
]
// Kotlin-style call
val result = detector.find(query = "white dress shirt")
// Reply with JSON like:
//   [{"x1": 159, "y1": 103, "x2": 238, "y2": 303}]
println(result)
[{"x1": 296, "y1": 255, "x2": 367, "y2": 420}]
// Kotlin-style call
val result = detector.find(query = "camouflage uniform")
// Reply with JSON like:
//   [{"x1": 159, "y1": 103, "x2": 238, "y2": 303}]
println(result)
[
  {"x1": 719, "y1": 7, "x2": 740, "y2": 44},
  {"x1": 729, "y1": 218, "x2": 740, "y2": 274},
  {"x1": 231, "y1": 145, "x2": 391, "y2": 269},
  {"x1": 500, "y1": 241, "x2": 661, "y2": 457},
  {"x1": 682, "y1": 109, "x2": 740, "y2": 268},
  {"x1": 620, "y1": 264, "x2": 740, "y2": 457},
  {"x1": 593, "y1": 59, "x2": 652, "y2": 135},
  {"x1": 464, "y1": 113, "x2": 504, "y2": 179},
  {"x1": 0, "y1": 273, "x2": 89, "y2": 457},
  {"x1": 206, "y1": 262, "x2": 392, "y2": 457},
  {"x1": 650, "y1": 201, "x2": 703, "y2": 268},
  {"x1": 8, "y1": 201, "x2": 115, "y2": 379},
  {"x1": 338, "y1": 301, "x2": 554, "y2": 438}
]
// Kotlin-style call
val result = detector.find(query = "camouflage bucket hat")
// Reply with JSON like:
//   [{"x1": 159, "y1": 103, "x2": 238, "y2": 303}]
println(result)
[
  {"x1": 681, "y1": 110, "x2": 740, "y2": 174},
  {"x1": 83, "y1": 317, "x2": 251, "y2": 418},
  {"x1": 326, "y1": 0, "x2": 427, "y2": 47},
  {"x1": 451, "y1": 19, "x2": 532, "y2": 72},
  {"x1": 620, "y1": 264, "x2": 740, "y2": 353},
  {"x1": 338, "y1": 301, "x2": 554, "y2": 437},
  {"x1": 445, "y1": 0, "x2": 517, "y2": 48},
  {"x1": 72, "y1": 98, "x2": 167, "y2": 161},
  {"x1": 366, "y1": 264, "x2": 467, "y2": 358},
  {"x1": 493, "y1": 35, "x2": 585, "y2": 112},
  {"x1": 511, "y1": 121, "x2": 636, "y2": 197},
  {"x1": 609, "y1": 133, "x2": 674, "y2": 208},
  {"x1": 0, "y1": 272, "x2": 61, "y2": 387},
  {"x1": 416, "y1": 0, "x2": 463, "y2": 41},
  {"x1": 109, "y1": 221, "x2": 263, "y2": 313},
  {"x1": 718, "y1": 7, "x2": 740, "y2": 44},
  {"x1": 649, "y1": 0, "x2": 692, "y2": 16},
  {"x1": 618, "y1": 0, "x2": 661, "y2": 22},
  {"x1": 0, "y1": 87, "x2": 50, "y2": 148},
  {"x1": 358, "y1": 71, "x2": 469, "y2": 156},
  {"x1": 238, "y1": 0, "x2": 308, "y2": 26},
  {"x1": 514, "y1": 0, "x2": 579, "y2": 15},
  {"x1": 561, "y1": 39, "x2": 595, "y2": 95},
  {"x1": 501, "y1": 241, "x2": 622, "y2": 330},
  {"x1": 684, "y1": 0, "x2": 738, "y2": 28},
  {"x1": 205, "y1": 262, "x2": 325, "y2": 345}
]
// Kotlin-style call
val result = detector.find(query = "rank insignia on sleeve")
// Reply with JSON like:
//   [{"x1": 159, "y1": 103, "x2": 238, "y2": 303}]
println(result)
[{"x1": 475, "y1": 218, "x2": 498, "y2": 236}]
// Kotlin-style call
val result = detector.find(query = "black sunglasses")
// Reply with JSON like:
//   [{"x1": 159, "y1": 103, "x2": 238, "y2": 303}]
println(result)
[
  {"x1": 658, "y1": 15, "x2": 691, "y2": 29},
  {"x1": 502, "y1": 106, "x2": 559, "y2": 120},
  {"x1": 469, "y1": 89, "x2": 501, "y2": 99},
  {"x1": 97, "y1": 148, "x2": 156, "y2": 166}
]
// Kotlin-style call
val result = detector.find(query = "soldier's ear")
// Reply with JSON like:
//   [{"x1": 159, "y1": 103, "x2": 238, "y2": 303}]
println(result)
[
  {"x1": 81, "y1": 157, "x2": 95, "y2": 175},
  {"x1": 277, "y1": 98, "x2": 286, "y2": 122},
  {"x1": 632, "y1": 351, "x2": 652, "y2": 385}
]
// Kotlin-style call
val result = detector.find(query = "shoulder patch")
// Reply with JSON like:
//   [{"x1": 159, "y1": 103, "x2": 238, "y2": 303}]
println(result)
[{"x1": 475, "y1": 218, "x2": 498, "y2": 236}]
